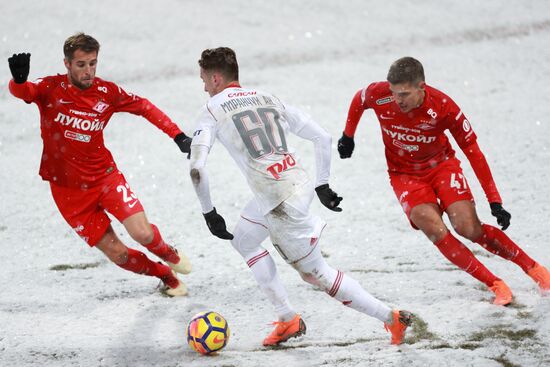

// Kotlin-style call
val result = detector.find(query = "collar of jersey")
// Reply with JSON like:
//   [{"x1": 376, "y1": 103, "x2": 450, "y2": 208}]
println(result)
[{"x1": 225, "y1": 82, "x2": 241, "y2": 89}]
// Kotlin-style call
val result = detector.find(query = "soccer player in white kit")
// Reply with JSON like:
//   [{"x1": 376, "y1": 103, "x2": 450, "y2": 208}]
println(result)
[{"x1": 189, "y1": 47, "x2": 412, "y2": 346}]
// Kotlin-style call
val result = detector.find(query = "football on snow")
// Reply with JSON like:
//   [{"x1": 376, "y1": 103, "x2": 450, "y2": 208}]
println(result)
[{"x1": 187, "y1": 311, "x2": 230, "y2": 355}]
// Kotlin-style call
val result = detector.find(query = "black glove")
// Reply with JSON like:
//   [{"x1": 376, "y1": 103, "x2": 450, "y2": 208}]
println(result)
[
  {"x1": 8, "y1": 53, "x2": 31, "y2": 84},
  {"x1": 337, "y1": 132, "x2": 355, "y2": 159},
  {"x1": 315, "y1": 184, "x2": 343, "y2": 212},
  {"x1": 174, "y1": 133, "x2": 192, "y2": 158},
  {"x1": 203, "y1": 207, "x2": 234, "y2": 240},
  {"x1": 490, "y1": 202, "x2": 511, "y2": 230}
]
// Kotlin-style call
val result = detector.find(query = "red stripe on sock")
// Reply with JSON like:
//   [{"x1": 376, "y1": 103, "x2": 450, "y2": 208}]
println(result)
[
  {"x1": 247, "y1": 250, "x2": 269, "y2": 267},
  {"x1": 328, "y1": 271, "x2": 343, "y2": 297}
]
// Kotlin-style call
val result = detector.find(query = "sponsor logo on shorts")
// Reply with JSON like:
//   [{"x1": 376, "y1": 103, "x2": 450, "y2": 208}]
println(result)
[{"x1": 64, "y1": 130, "x2": 91, "y2": 143}]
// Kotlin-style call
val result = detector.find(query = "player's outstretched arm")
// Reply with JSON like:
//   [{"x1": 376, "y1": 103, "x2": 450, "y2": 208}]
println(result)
[
  {"x1": 189, "y1": 144, "x2": 234, "y2": 240},
  {"x1": 285, "y1": 104, "x2": 332, "y2": 185},
  {"x1": 285, "y1": 104, "x2": 343, "y2": 212},
  {"x1": 462, "y1": 142, "x2": 510, "y2": 230},
  {"x1": 8, "y1": 52, "x2": 40, "y2": 102},
  {"x1": 338, "y1": 89, "x2": 366, "y2": 159}
]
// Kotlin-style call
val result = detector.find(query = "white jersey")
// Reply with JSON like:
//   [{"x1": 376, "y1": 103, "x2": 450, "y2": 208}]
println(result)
[{"x1": 192, "y1": 87, "x2": 312, "y2": 214}]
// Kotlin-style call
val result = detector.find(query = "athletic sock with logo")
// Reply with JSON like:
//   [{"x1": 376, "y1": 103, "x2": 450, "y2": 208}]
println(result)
[
  {"x1": 117, "y1": 247, "x2": 168, "y2": 278},
  {"x1": 435, "y1": 232, "x2": 499, "y2": 286},
  {"x1": 142, "y1": 224, "x2": 179, "y2": 264},
  {"x1": 475, "y1": 224, "x2": 535, "y2": 272}
]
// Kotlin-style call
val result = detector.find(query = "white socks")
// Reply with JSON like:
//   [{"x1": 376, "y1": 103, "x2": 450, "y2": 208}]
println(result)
[
  {"x1": 231, "y1": 217, "x2": 295, "y2": 321},
  {"x1": 294, "y1": 251, "x2": 392, "y2": 323}
]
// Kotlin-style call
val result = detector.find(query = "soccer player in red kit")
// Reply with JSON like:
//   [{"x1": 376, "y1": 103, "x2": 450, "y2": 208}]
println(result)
[
  {"x1": 8, "y1": 33, "x2": 191, "y2": 296},
  {"x1": 337, "y1": 56, "x2": 550, "y2": 306}
]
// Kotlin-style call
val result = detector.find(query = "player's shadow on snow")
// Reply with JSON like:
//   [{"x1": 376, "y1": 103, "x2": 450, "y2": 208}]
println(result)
[{"x1": 99, "y1": 297, "x2": 210, "y2": 366}]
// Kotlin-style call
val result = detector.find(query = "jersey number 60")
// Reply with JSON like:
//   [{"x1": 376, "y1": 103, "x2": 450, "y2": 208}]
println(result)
[{"x1": 232, "y1": 107, "x2": 288, "y2": 159}]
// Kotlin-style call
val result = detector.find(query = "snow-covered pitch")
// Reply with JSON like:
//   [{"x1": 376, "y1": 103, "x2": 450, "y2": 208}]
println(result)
[{"x1": 1, "y1": 1, "x2": 549, "y2": 366}]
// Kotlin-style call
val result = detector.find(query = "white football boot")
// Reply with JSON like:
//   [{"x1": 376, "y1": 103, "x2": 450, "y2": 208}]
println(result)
[
  {"x1": 167, "y1": 247, "x2": 192, "y2": 275},
  {"x1": 160, "y1": 270, "x2": 188, "y2": 297}
]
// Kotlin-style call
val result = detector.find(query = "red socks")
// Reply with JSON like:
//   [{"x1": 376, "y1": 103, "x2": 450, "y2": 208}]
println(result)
[
  {"x1": 475, "y1": 224, "x2": 535, "y2": 272},
  {"x1": 435, "y1": 232, "x2": 498, "y2": 286},
  {"x1": 142, "y1": 224, "x2": 179, "y2": 264},
  {"x1": 117, "y1": 248, "x2": 169, "y2": 278}
]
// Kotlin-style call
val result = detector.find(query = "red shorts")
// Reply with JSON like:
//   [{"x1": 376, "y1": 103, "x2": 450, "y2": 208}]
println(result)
[
  {"x1": 389, "y1": 157, "x2": 474, "y2": 229},
  {"x1": 50, "y1": 171, "x2": 144, "y2": 246}
]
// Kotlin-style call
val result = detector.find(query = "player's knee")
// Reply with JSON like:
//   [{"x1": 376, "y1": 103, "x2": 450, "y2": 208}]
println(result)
[
  {"x1": 255, "y1": 264, "x2": 277, "y2": 285},
  {"x1": 299, "y1": 271, "x2": 319, "y2": 286},
  {"x1": 415, "y1": 219, "x2": 448, "y2": 243},
  {"x1": 105, "y1": 245, "x2": 128, "y2": 265},
  {"x1": 113, "y1": 248, "x2": 128, "y2": 265},
  {"x1": 453, "y1": 221, "x2": 482, "y2": 241},
  {"x1": 230, "y1": 222, "x2": 267, "y2": 259},
  {"x1": 230, "y1": 232, "x2": 253, "y2": 258},
  {"x1": 130, "y1": 226, "x2": 154, "y2": 245},
  {"x1": 294, "y1": 258, "x2": 334, "y2": 291}
]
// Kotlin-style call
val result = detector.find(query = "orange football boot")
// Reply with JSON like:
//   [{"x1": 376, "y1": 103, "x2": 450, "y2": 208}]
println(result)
[
  {"x1": 527, "y1": 263, "x2": 550, "y2": 293},
  {"x1": 263, "y1": 314, "x2": 306, "y2": 346},
  {"x1": 489, "y1": 279, "x2": 513, "y2": 306},
  {"x1": 384, "y1": 309, "x2": 413, "y2": 345}
]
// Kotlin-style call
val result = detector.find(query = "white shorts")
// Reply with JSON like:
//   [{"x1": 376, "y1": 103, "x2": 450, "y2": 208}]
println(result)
[{"x1": 241, "y1": 182, "x2": 326, "y2": 264}]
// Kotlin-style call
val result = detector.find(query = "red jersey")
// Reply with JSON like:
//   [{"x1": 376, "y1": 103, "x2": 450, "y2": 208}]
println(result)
[
  {"x1": 9, "y1": 75, "x2": 182, "y2": 188},
  {"x1": 345, "y1": 82, "x2": 476, "y2": 175},
  {"x1": 344, "y1": 81, "x2": 502, "y2": 203}
]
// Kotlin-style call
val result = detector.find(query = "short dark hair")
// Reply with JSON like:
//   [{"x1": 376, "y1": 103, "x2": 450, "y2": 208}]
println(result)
[
  {"x1": 63, "y1": 33, "x2": 100, "y2": 61},
  {"x1": 198, "y1": 47, "x2": 239, "y2": 81},
  {"x1": 387, "y1": 57, "x2": 425, "y2": 84}
]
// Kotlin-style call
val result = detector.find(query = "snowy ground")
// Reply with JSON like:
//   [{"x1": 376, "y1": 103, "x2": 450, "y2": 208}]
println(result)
[{"x1": 1, "y1": 1, "x2": 550, "y2": 366}]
